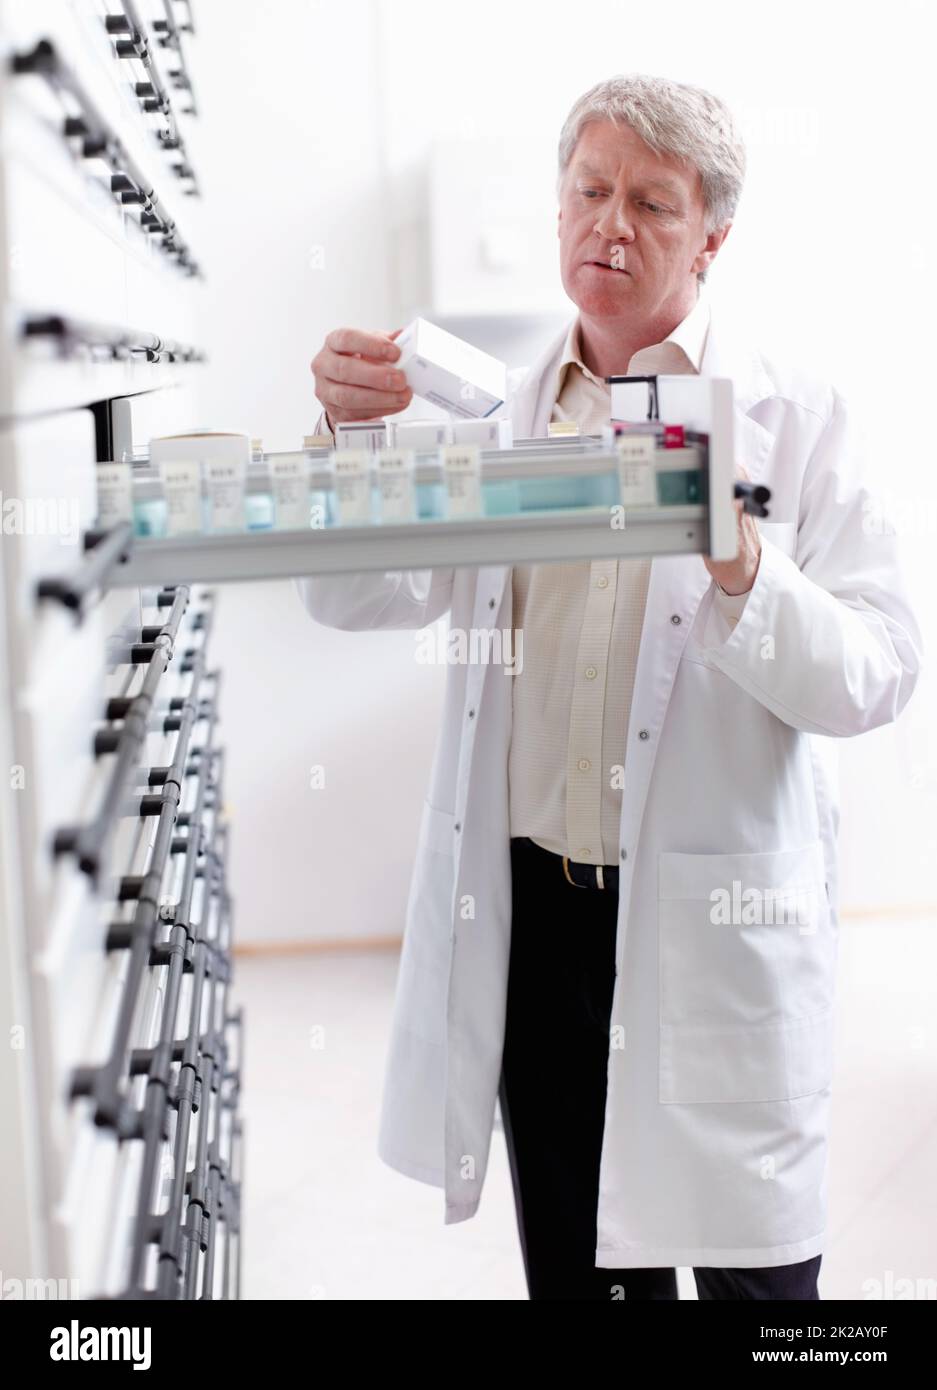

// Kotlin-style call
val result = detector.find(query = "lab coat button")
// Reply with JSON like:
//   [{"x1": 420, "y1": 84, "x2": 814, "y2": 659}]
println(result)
[
  {"x1": 670, "y1": 613, "x2": 682, "y2": 625},
  {"x1": 488, "y1": 597, "x2": 496, "y2": 608},
  {"x1": 620, "y1": 849, "x2": 627, "y2": 861},
  {"x1": 454, "y1": 822, "x2": 461, "y2": 832},
  {"x1": 468, "y1": 708, "x2": 475, "y2": 718},
  {"x1": 638, "y1": 728, "x2": 650, "y2": 740}
]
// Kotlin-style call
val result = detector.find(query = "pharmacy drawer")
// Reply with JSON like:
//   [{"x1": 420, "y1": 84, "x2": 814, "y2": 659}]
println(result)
[
  {"x1": 23, "y1": 744, "x2": 153, "y2": 953},
  {"x1": 43, "y1": 810, "x2": 232, "y2": 1291},
  {"x1": 13, "y1": 591, "x2": 208, "y2": 952},
  {"x1": 125, "y1": 238, "x2": 200, "y2": 352},
  {"x1": 0, "y1": 412, "x2": 144, "y2": 684},
  {"x1": 44, "y1": 933, "x2": 169, "y2": 1287},
  {"x1": 3, "y1": 336, "x2": 197, "y2": 420},
  {"x1": 0, "y1": 410, "x2": 97, "y2": 652},
  {"x1": 2, "y1": 139, "x2": 129, "y2": 328},
  {"x1": 16, "y1": 578, "x2": 138, "y2": 745},
  {"x1": 3, "y1": 0, "x2": 192, "y2": 221},
  {"x1": 52, "y1": 1113, "x2": 136, "y2": 1294}
]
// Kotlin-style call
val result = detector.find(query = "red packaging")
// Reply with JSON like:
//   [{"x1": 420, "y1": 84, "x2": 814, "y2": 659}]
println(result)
[{"x1": 663, "y1": 423, "x2": 685, "y2": 449}]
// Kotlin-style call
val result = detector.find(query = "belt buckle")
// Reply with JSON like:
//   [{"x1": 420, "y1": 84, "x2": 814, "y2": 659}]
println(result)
[
  {"x1": 562, "y1": 855, "x2": 583, "y2": 888},
  {"x1": 562, "y1": 855, "x2": 604, "y2": 889}
]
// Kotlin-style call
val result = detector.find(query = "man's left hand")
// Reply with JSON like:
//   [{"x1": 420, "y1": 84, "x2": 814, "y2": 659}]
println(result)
[{"x1": 703, "y1": 460, "x2": 763, "y2": 596}]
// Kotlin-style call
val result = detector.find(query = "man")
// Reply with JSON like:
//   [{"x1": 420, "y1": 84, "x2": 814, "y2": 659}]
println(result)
[{"x1": 297, "y1": 74, "x2": 922, "y2": 1300}]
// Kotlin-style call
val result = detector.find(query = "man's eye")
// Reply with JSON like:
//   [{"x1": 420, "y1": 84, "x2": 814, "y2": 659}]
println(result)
[
  {"x1": 642, "y1": 202, "x2": 669, "y2": 215},
  {"x1": 580, "y1": 188, "x2": 605, "y2": 198}
]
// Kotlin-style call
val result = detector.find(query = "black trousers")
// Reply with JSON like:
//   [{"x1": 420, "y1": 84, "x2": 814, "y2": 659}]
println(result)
[{"x1": 498, "y1": 836, "x2": 822, "y2": 1302}]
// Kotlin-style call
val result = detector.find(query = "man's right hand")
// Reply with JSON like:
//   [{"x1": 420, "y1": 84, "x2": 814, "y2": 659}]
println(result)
[{"x1": 311, "y1": 327, "x2": 413, "y2": 433}]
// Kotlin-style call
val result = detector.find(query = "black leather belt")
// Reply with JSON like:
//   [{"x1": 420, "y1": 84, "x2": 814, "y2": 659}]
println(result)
[{"x1": 561, "y1": 853, "x2": 620, "y2": 892}]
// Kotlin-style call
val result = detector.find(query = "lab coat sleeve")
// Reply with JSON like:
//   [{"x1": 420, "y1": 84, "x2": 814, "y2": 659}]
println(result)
[
  {"x1": 293, "y1": 405, "x2": 455, "y2": 631},
  {"x1": 312, "y1": 405, "x2": 333, "y2": 440},
  {"x1": 712, "y1": 584, "x2": 750, "y2": 628},
  {"x1": 697, "y1": 387, "x2": 923, "y2": 737},
  {"x1": 294, "y1": 567, "x2": 454, "y2": 631}
]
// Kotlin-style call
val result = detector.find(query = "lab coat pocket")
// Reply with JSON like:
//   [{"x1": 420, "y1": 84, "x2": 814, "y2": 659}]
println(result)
[{"x1": 658, "y1": 841, "x2": 836, "y2": 1105}]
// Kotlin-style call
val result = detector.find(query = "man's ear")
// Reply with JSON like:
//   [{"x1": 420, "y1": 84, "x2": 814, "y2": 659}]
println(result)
[{"x1": 692, "y1": 221, "x2": 731, "y2": 277}]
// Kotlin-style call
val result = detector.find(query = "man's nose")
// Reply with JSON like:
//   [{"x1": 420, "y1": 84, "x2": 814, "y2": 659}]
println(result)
[{"x1": 594, "y1": 198, "x2": 635, "y2": 242}]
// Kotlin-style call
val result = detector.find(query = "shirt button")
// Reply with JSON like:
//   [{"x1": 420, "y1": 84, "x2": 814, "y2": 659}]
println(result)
[
  {"x1": 670, "y1": 614, "x2": 682, "y2": 625},
  {"x1": 454, "y1": 822, "x2": 461, "y2": 832},
  {"x1": 577, "y1": 758, "x2": 591, "y2": 771},
  {"x1": 638, "y1": 729, "x2": 650, "y2": 740},
  {"x1": 584, "y1": 665, "x2": 597, "y2": 680},
  {"x1": 580, "y1": 848, "x2": 592, "y2": 858},
  {"x1": 596, "y1": 576, "x2": 609, "y2": 589}
]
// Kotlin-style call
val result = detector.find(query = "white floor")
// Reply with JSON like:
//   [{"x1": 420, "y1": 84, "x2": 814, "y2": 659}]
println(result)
[{"x1": 236, "y1": 917, "x2": 937, "y2": 1301}]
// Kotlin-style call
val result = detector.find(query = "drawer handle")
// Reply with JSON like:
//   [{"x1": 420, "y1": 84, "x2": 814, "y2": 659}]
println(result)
[
  {"x1": 734, "y1": 480, "x2": 772, "y2": 518},
  {"x1": 53, "y1": 639, "x2": 182, "y2": 879},
  {"x1": 68, "y1": 683, "x2": 240, "y2": 1294},
  {"x1": 22, "y1": 311, "x2": 206, "y2": 366},
  {"x1": 9, "y1": 37, "x2": 200, "y2": 271},
  {"x1": 153, "y1": 1, "x2": 198, "y2": 119},
  {"x1": 35, "y1": 519, "x2": 134, "y2": 619},
  {"x1": 106, "y1": 2, "x2": 200, "y2": 191}
]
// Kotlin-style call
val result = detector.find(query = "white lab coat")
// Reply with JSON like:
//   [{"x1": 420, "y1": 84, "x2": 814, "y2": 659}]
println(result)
[{"x1": 295, "y1": 308, "x2": 922, "y2": 1268}]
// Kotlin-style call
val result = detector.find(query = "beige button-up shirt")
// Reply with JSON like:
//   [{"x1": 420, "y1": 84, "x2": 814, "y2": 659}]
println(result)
[{"x1": 508, "y1": 287, "x2": 748, "y2": 864}]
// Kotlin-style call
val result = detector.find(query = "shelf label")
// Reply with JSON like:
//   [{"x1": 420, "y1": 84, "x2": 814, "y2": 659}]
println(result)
[
  {"x1": 330, "y1": 449, "x2": 372, "y2": 525},
  {"x1": 441, "y1": 444, "x2": 481, "y2": 519},
  {"x1": 377, "y1": 449, "x2": 417, "y2": 523},
  {"x1": 205, "y1": 456, "x2": 247, "y2": 532},
  {"x1": 158, "y1": 459, "x2": 201, "y2": 535},
  {"x1": 270, "y1": 454, "x2": 310, "y2": 530},
  {"x1": 616, "y1": 435, "x2": 657, "y2": 508},
  {"x1": 96, "y1": 461, "x2": 133, "y2": 525}
]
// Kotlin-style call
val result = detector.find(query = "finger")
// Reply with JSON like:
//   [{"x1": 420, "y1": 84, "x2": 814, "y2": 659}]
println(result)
[
  {"x1": 320, "y1": 347, "x2": 409, "y2": 394},
  {"x1": 325, "y1": 326, "x2": 401, "y2": 361},
  {"x1": 319, "y1": 379, "x2": 413, "y2": 416}
]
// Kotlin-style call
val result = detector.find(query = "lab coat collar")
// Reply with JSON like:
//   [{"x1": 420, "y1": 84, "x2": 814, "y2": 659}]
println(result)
[{"x1": 510, "y1": 291, "x2": 777, "y2": 437}]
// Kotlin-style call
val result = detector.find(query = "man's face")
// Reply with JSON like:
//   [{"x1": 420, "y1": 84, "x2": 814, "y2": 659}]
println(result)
[{"x1": 558, "y1": 119, "x2": 725, "y2": 322}]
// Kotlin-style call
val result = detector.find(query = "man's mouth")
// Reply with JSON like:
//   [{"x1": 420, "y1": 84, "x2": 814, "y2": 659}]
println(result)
[{"x1": 586, "y1": 260, "x2": 629, "y2": 274}]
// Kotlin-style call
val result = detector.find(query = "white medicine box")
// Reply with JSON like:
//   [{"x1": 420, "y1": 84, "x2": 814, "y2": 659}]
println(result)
[{"x1": 394, "y1": 317, "x2": 506, "y2": 420}]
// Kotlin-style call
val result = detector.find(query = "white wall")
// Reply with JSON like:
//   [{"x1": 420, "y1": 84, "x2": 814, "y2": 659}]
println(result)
[
  {"x1": 188, "y1": 0, "x2": 935, "y2": 942},
  {"x1": 188, "y1": 0, "x2": 445, "y2": 945}
]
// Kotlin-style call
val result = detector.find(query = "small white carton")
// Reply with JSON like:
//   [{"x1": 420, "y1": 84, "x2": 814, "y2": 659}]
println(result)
[
  {"x1": 386, "y1": 418, "x2": 454, "y2": 450},
  {"x1": 334, "y1": 420, "x2": 387, "y2": 452},
  {"x1": 394, "y1": 318, "x2": 506, "y2": 420},
  {"x1": 451, "y1": 416, "x2": 513, "y2": 448}
]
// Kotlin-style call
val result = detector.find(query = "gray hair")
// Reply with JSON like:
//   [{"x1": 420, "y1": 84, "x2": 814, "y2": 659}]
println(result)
[{"x1": 557, "y1": 74, "x2": 746, "y2": 283}]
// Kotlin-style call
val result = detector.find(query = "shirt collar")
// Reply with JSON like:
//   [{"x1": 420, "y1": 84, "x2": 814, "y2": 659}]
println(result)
[{"x1": 555, "y1": 282, "x2": 712, "y2": 396}]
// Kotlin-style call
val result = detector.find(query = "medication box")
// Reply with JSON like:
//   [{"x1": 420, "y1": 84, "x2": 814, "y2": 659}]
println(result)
[
  {"x1": 334, "y1": 420, "x2": 387, "y2": 452},
  {"x1": 386, "y1": 418, "x2": 453, "y2": 450},
  {"x1": 451, "y1": 416, "x2": 513, "y2": 448},
  {"x1": 394, "y1": 317, "x2": 506, "y2": 419}
]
